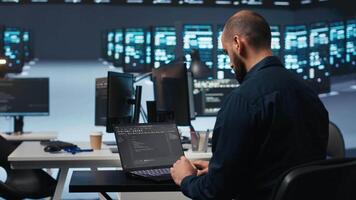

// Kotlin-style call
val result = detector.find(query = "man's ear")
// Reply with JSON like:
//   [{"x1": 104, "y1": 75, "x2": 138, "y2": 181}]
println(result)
[{"x1": 233, "y1": 35, "x2": 241, "y2": 54}]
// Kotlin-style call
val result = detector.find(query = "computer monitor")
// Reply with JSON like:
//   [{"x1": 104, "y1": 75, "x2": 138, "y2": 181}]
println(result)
[
  {"x1": 153, "y1": 26, "x2": 176, "y2": 68},
  {"x1": 106, "y1": 71, "x2": 134, "y2": 133},
  {"x1": 0, "y1": 78, "x2": 49, "y2": 133},
  {"x1": 183, "y1": 24, "x2": 214, "y2": 78},
  {"x1": 152, "y1": 62, "x2": 191, "y2": 126},
  {"x1": 95, "y1": 77, "x2": 107, "y2": 126},
  {"x1": 270, "y1": 25, "x2": 281, "y2": 57},
  {"x1": 216, "y1": 25, "x2": 234, "y2": 79},
  {"x1": 193, "y1": 79, "x2": 239, "y2": 116},
  {"x1": 346, "y1": 19, "x2": 356, "y2": 71}
]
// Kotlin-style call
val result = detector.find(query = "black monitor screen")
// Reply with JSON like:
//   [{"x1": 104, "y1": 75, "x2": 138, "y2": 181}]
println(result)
[
  {"x1": 193, "y1": 79, "x2": 239, "y2": 116},
  {"x1": 216, "y1": 25, "x2": 234, "y2": 79},
  {"x1": 329, "y1": 21, "x2": 346, "y2": 74},
  {"x1": 152, "y1": 62, "x2": 191, "y2": 126},
  {"x1": 153, "y1": 26, "x2": 176, "y2": 68},
  {"x1": 95, "y1": 77, "x2": 107, "y2": 126},
  {"x1": 183, "y1": 25, "x2": 213, "y2": 77},
  {"x1": 106, "y1": 72, "x2": 134, "y2": 133},
  {"x1": 346, "y1": 20, "x2": 356, "y2": 70},
  {"x1": 308, "y1": 22, "x2": 330, "y2": 93},
  {"x1": 270, "y1": 25, "x2": 281, "y2": 57},
  {"x1": 0, "y1": 78, "x2": 49, "y2": 116}
]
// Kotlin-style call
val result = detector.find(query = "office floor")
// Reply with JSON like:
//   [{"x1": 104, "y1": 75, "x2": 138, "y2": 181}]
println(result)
[{"x1": 0, "y1": 60, "x2": 355, "y2": 199}]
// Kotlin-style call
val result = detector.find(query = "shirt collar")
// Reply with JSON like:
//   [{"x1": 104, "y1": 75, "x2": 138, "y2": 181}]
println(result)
[{"x1": 243, "y1": 56, "x2": 283, "y2": 82}]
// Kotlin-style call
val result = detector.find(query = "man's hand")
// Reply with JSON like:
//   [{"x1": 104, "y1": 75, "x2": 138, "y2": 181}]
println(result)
[
  {"x1": 193, "y1": 160, "x2": 209, "y2": 176},
  {"x1": 170, "y1": 156, "x2": 197, "y2": 186}
]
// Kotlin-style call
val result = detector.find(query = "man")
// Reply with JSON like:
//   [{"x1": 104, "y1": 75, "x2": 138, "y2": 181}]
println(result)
[{"x1": 170, "y1": 10, "x2": 329, "y2": 200}]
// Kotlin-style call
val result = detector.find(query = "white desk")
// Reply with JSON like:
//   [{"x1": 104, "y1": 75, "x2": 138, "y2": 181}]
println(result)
[
  {"x1": 0, "y1": 131, "x2": 58, "y2": 141},
  {"x1": 8, "y1": 141, "x2": 212, "y2": 200}
]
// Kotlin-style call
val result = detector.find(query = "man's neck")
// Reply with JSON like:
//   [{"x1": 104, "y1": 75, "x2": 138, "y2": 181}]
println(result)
[{"x1": 245, "y1": 49, "x2": 273, "y2": 72}]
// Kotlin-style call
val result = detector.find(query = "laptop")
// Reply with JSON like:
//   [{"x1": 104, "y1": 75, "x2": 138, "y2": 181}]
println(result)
[{"x1": 114, "y1": 123, "x2": 184, "y2": 182}]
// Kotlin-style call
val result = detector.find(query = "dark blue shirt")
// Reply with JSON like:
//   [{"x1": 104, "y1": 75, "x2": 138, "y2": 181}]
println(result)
[{"x1": 181, "y1": 56, "x2": 329, "y2": 200}]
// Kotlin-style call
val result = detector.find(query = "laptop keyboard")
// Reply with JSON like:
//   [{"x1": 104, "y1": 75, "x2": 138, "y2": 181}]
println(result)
[{"x1": 131, "y1": 168, "x2": 171, "y2": 177}]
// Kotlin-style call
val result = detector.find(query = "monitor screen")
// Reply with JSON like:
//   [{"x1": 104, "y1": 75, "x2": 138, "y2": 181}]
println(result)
[
  {"x1": 346, "y1": 19, "x2": 356, "y2": 70},
  {"x1": 23, "y1": 30, "x2": 32, "y2": 62},
  {"x1": 216, "y1": 25, "x2": 234, "y2": 79},
  {"x1": 113, "y1": 29, "x2": 124, "y2": 67},
  {"x1": 124, "y1": 28, "x2": 150, "y2": 72},
  {"x1": 0, "y1": 78, "x2": 49, "y2": 116},
  {"x1": 284, "y1": 25, "x2": 308, "y2": 77},
  {"x1": 153, "y1": 26, "x2": 176, "y2": 68},
  {"x1": 329, "y1": 21, "x2": 346, "y2": 74},
  {"x1": 152, "y1": 62, "x2": 191, "y2": 126},
  {"x1": 270, "y1": 25, "x2": 281, "y2": 57},
  {"x1": 3, "y1": 27, "x2": 24, "y2": 71},
  {"x1": 95, "y1": 77, "x2": 107, "y2": 126},
  {"x1": 106, "y1": 72, "x2": 134, "y2": 133},
  {"x1": 193, "y1": 79, "x2": 239, "y2": 116},
  {"x1": 183, "y1": 25, "x2": 213, "y2": 78},
  {"x1": 309, "y1": 22, "x2": 330, "y2": 93}
]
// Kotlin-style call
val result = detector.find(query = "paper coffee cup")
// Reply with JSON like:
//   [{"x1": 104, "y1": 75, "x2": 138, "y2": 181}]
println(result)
[{"x1": 90, "y1": 132, "x2": 103, "y2": 150}]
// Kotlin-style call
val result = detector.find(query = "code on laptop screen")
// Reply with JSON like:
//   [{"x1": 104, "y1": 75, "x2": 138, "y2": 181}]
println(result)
[{"x1": 114, "y1": 124, "x2": 183, "y2": 169}]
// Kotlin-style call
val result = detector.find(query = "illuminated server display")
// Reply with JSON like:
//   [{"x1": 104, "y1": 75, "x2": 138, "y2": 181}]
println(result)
[
  {"x1": 153, "y1": 27, "x2": 176, "y2": 68},
  {"x1": 22, "y1": 30, "x2": 31, "y2": 62},
  {"x1": 106, "y1": 30, "x2": 115, "y2": 62},
  {"x1": 346, "y1": 20, "x2": 356, "y2": 70},
  {"x1": 270, "y1": 25, "x2": 281, "y2": 57},
  {"x1": 214, "y1": 0, "x2": 240, "y2": 5},
  {"x1": 284, "y1": 25, "x2": 308, "y2": 79},
  {"x1": 124, "y1": 28, "x2": 150, "y2": 72},
  {"x1": 183, "y1": 25, "x2": 214, "y2": 77},
  {"x1": 3, "y1": 27, "x2": 24, "y2": 70},
  {"x1": 309, "y1": 22, "x2": 330, "y2": 93},
  {"x1": 329, "y1": 21, "x2": 346, "y2": 74},
  {"x1": 178, "y1": 0, "x2": 204, "y2": 4},
  {"x1": 193, "y1": 79, "x2": 239, "y2": 116},
  {"x1": 113, "y1": 29, "x2": 124, "y2": 67},
  {"x1": 216, "y1": 25, "x2": 234, "y2": 79}
]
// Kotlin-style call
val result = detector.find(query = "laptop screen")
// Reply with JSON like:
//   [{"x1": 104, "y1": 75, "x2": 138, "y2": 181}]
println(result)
[{"x1": 114, "y1": 123, "x2": 184, "y2": 170}]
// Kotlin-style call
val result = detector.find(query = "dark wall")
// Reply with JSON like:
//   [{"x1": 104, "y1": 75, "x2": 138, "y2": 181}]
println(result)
[{"x1": 0, "y1": 5, "x2": 350, "y2": 60}]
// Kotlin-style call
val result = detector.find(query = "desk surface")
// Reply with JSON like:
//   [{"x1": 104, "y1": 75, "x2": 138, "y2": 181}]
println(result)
[
  {"x1": 70, "y1": 170, "x2": 180, "y2": 193},
  {"x1": 8, "y1": 141, "x2": 212, "y2": 169},
  {"x1": 0, "y1": 131, "x2": 58, "y2": 141}
]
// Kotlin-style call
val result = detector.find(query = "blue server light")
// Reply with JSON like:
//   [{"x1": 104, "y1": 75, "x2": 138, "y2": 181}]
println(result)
[
  {"x1": 270, "y1": 25, "x2": 281, "y2": 57},
  {"x1": 329, "y1": 21, "x2": 346, "y2": 74},
  {"x1": 216, "y1": 25, "x2": 234, "y2": 79},
  {"x1": 308, "y1": 22, "x2": 330, "y2": 93},
  {"x1": 183, "y1": 25, "x2": 213, "y2": 77},
  {"x1": 113, "y1": 29, "x2": 124, "y2": 67},
  {"x1": 3, "y1": 28, "x2": 23, "y2": 69},
  {"x1": 284, "y1": 25, "x2": 308, "y2": 75},
  {"x1": 346, "y1": 20, "x2": 356, "y2": 69},
  {"x1": 153, "y1": 27, "x2": 176, "y2": 68},
  {"x1": 124, "y1": 28, "x2": 150, "y2": 72}
]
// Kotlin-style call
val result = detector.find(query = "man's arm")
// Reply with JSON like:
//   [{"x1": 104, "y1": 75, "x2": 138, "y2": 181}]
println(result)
[{"x1": 180, "y1": 94, "x2": 256, "y2": 200}]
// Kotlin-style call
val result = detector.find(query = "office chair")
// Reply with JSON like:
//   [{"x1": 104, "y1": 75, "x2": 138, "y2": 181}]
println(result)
[
  {"x1": 272, "y1": 158, "x2": 356, "y2": 200},
  {"x1": 0, "y1": 136, "x2": 57, "y2": 199},
  {"x1": 327, "y1": 121, "x2": 345, "y2": 158}
]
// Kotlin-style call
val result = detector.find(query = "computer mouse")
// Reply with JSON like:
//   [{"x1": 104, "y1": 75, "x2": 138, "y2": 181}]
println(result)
[{"x1": 44, "y1": 145, "x2": 61, "y2": 153}]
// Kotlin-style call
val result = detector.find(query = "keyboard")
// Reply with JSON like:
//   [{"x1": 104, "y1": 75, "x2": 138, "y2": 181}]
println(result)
[
  {"x1": 40, "y1": 140, "x2": 77, "y2": 149},
  {"x1": 131, "y1": 168, "x2": 170, "y2": 177}
]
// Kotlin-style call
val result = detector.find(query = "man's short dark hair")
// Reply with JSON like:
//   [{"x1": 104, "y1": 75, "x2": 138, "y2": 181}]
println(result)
[{"x1": 224, "y1": 10, "x2": 272, "y2": 50}]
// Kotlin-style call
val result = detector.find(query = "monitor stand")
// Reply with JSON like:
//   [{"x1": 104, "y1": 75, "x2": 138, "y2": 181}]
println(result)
[{"x1": 13, "y1": 116, "x2": 24, "y2": 134}]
